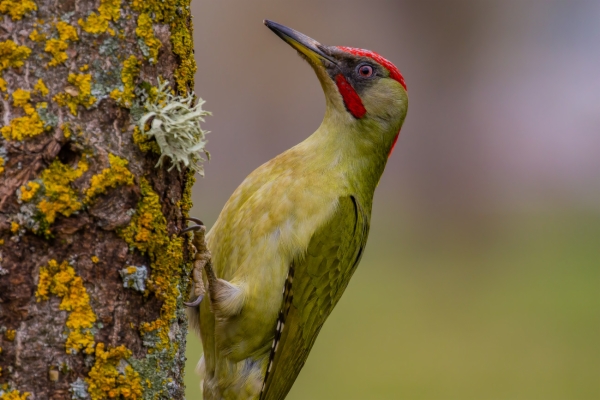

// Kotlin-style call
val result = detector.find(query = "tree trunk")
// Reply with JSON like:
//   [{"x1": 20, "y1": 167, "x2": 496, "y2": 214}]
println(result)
[{"x1": 0, "y1": 1, "x2": 203, "y2": 398}]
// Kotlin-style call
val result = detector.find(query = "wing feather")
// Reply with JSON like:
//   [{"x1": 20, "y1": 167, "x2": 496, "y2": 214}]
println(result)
[{"x1": 260, "y1": 196, "x2": 369, "y2": 400}]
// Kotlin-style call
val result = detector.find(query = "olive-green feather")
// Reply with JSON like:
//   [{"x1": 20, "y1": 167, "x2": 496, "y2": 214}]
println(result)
[{"x1": 261, "y1": 195, "x2": 369, "y2": 400}]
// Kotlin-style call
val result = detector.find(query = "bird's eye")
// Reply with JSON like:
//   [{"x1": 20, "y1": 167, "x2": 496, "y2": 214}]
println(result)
[{"x1": 357, "y1": 64, "x2": 374, "y2": 78}]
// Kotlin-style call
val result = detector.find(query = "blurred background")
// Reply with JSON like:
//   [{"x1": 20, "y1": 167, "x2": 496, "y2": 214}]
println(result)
[{"x1": 185, "y1": 1, "x2": 600, "y2": 399}]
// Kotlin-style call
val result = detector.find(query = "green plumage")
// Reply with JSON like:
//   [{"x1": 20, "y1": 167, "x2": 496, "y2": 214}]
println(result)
[
  {"x1": 261, "y1": 196, "x2": 369, "y2": 399},
  {"x1": 188, "y1": 21, "x2": 408, "y2": 400}
]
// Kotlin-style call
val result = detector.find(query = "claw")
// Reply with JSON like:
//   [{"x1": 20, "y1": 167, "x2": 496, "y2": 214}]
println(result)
[
  {"x1": 180, "y1": 217, "x2": 205, "y2": 235},
  {"x1": 184, "y1": 294, "x2": 204, "y2": 307},
  {"x1": 180, "y1": 225, "x2": 203, "y2": 234},
  {"x1": 186, "y1": 217, "x2": 204, "y2": 226}
]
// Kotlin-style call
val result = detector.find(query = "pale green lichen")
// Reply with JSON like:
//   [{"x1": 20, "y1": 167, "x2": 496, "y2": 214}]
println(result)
[
  {"x1": 120, "y1": 265, "x2": 147, "y2": 292},
  {"x1": 138, "y1": 79, "x2": 210, "y2": 175},
  {"x1": 35, "y1": 259, "x2": 97, "y2": 355},
  {"x1": 69, "y1": 378, "x2": 89, "y2": 399},
  {"x1": 0, "y1": 0, "x2": 36, "y2": 21}
]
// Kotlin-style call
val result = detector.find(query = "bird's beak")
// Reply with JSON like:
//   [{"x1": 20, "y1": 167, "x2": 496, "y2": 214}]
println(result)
[{"x1": 264, "y1": 20, "x2": 338, "y2": 66}]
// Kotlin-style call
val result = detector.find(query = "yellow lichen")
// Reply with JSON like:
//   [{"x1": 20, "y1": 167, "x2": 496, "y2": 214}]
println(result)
[
  {"x1": 91, "y1": 256, "x2": 99, "y2": 263},
  {"x1": 132, "y1": 126, "x2": 160, "y2": 154},
  {"x1": 19, "y1": 181, "x2": 40, "y2": 202},
  {"x1": 35, "y1": 259, "x2": 97, "y2": 354},
  {"x1": 85, "y1": 343, "x2": 143, "y2": 400},
  {"x1": 1, "y1": 110, "x2": 44, "y2": 140},
  {"x1": 45, "y1": 21, "x2": 79, "y2": 67},
  {"x1": 4, "y1": 329, "x2": 15, "y2": 341},
  {"x1": 0, "y1": 0, "x2": 36, "y2": 21},
  {"x1": 0, "y1": 389, "x2": 31, "y2": 400},
  {"x1": 135, "y1": 12, "x2": 161, "y2": 64},
  {"x1": 110, "y1": 55, "x2": 140, "y2": 108},
  {"x1": 0, "y1": 40, "x2": 31, "y2": 71},
  {"x1": 12, "y1": 89, "x2": 34, "y2": 114},
  {"x1": 78, "y1": 0, "x2": 121, "y2": 36},
  {"x1": 53, "y1": 73, "x2": 96, "y2": 115},
  {"x1": 130, "y1": 0, "x2": 196, "y2": 91},
  {"x1": 1, "y1": 88, "x2": 48, "y2": 141},
  {"x1": 0, "y1": 157, "x2": 4, "y2": 174},
  {"x1": 29, "y1": 29, "x2": 46, "y2": 42},
  {"x1": 34, "y1": 158, "x2": 88, "y2": 234},
  {"x1": 10, "y1": 222, "x2": 19, "y2": 233},
  {"x1": 61, "y1": 123, "x2": 72, "y2": 139},
  {"x1": 79, "y1": 64, "x2": 89, "y2": 72},
  {"x1": 0, "y1": 40, "x2": 31, "y2": 92},
  {"x1": 84, "y1": 154, "x2": 135, "y2": 203},
  {"x1": 34, "y1": 78, "x2": 49, "y2": 96},
  {"x1": 56, "y1": 21, "x2": 79, "y2": 42},
  {"x1": 119, "y1": 179, "x2": 167, "y2": 254},
  {"x1": 119, "y1": 179, "x2": 184, "y2": 352}
]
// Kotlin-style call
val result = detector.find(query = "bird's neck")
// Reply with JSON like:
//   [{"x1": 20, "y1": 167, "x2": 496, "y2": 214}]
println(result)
[{"x1": 304, "y1": 107, "x2": 394, "y2": 198}]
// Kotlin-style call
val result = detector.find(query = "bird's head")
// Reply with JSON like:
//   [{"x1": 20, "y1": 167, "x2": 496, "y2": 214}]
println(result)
[{"x1": 265, "y1": 20, "x2": 408, "y2": 157}]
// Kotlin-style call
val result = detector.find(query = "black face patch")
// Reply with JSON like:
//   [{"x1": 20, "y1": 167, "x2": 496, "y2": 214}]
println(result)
[{"x1": 321, "y1": 47, "x2": 387, "y2": 95}]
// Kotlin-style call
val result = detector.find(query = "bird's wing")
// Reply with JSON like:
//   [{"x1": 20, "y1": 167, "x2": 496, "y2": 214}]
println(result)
[{"x1": 260, "y1": 195, "x2": 369, "y2": 400}]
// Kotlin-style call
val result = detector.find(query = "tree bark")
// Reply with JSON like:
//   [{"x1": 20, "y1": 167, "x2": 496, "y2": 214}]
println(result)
[{"x1": 0, "y1": 1, "x2": 201, "y2": 398}]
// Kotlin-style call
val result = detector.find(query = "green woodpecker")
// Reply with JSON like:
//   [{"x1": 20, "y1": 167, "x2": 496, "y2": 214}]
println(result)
[{"x1": 185, "y1": 20, "x2": 408, "y2": 400}]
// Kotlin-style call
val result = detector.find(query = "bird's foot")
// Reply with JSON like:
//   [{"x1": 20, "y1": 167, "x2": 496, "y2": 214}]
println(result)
[{"x1": 182, "y1": 217, "x2": 210, "y2": 307}]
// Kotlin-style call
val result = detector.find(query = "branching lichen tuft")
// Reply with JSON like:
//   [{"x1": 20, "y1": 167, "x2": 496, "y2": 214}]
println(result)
[
  {"x1": 138, "y1": 79, "x2": 210, "y2": 175},
  {"x1": 0, "y1": 0, "x2": 36, "y2": 21},
  {"x1": 85, "y1": 343, "x2": 143, "y2": 400},
  {"x1": 84, "y1": 154, "x2": 134, "y2": 204},
  {"x1": 35, "y1": 259, "x2": 97, "y2": 355},
  {"x1": 54, "y1": 73, "x2": 96, "y2": 115}
]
